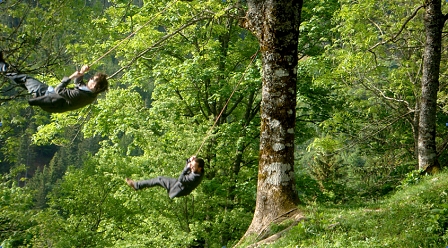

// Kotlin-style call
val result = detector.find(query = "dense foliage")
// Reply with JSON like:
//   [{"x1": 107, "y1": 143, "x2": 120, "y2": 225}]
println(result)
[{"x1": 1, "y1": 0, "x2": 448, "y2": 247}]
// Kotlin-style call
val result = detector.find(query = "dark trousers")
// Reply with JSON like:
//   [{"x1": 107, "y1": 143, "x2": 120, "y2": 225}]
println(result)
[
  {"x1": 6, "y1": 73, "x2": 48, "y2": 97},
  {"x1": 135, "y1": 176, "x2": 178, "y2": 193}
]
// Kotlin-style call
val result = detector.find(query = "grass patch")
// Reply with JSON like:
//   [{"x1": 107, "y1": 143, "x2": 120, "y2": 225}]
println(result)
[{"x1": 267, "y1": 170, "x2": 448, "y2": 247}]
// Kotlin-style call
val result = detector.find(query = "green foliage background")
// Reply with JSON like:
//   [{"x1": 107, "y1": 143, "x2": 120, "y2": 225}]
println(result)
[{"x1": 1, "y1": 0, "x2": 448, "y2": 247}]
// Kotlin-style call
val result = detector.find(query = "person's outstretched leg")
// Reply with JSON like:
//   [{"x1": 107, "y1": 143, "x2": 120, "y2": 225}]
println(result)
[
  {"x1": 1, "y1": 52, "x2": 48, "y2": 97},
  {"x1": 6, "y1": 73, "x2": 48, "y2": 97},
  {"x1": 127, "y1": 176, "x2": 178, "y2": 194}
]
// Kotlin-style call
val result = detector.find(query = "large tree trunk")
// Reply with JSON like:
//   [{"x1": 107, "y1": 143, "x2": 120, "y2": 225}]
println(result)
[
  {"x1": 241, "y1": 0, "x2": 302, "y2": 237},
  {"x1": 419, "y1": 0, "x2": 445, "y2": 173}
]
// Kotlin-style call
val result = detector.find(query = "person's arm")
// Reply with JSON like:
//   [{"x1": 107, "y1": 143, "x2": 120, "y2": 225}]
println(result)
[
  {"x1": 178, "y1": 156, "x2": 201, "y2": 184},
  {"x1": 54, "y1": 77, "x2": 73, "y2": 94},
  {"x1": 69, "y1": 65, "x2": 89, "y2": 80},
  {"x1": 55, "y1": 65, "x2": 92, "y2": 98},
  {"x1": 179, "y1": 159, "x2": 191, "y2": 178}
]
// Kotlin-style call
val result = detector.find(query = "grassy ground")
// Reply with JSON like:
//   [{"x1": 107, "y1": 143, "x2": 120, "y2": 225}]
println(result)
[{"x1": 266, "y1": 170, "x2": 448, "y2": 247}]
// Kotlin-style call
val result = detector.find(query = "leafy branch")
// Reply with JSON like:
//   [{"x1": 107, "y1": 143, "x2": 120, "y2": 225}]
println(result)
[
  {"x1": 108, "y1": 15, "x2": 213, "y2": 79},
  {"x1": 368, "y1": 5, "x2": 424, "y2": 52}
]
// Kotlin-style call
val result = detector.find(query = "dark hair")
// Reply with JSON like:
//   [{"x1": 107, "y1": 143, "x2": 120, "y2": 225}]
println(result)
[
  {"x1": 92, "y1": 72, "x2": 109, "y2": 93},
  {"x1": 194, "y1": 157, "x2": 205, "y2": 170}
]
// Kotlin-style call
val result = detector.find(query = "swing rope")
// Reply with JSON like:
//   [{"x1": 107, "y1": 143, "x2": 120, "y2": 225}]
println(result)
[
  {"x1": 194, "y1": 49, "x2": 260, "y2": 156},
  {"x1": 89, "y1": 0, "x2": 179, "y2": 67}
]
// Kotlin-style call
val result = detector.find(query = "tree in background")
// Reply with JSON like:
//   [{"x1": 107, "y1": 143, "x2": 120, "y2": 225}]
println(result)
[
  {"x1": 418, "y1": 0, "x2": 446, "y2": 173},
  {"x1": 304, "y1": 0, "x2": 448, "y2": 202}
]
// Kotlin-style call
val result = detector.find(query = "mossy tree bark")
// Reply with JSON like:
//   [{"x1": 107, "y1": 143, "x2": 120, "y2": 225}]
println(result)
[
  {"x1": 241, "y1": 0, "x2": 303, "y2": 236},
  {"x1": 419, "y1": 0, "x2": 446, "y2": 173}
]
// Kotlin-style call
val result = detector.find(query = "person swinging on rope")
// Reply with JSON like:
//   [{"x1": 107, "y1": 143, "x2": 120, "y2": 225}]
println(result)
[
  {"x1": 0, "y1": 52, "x2": 108, "y2": 113},
  {"x1": 126, "y1": 156, "x2": 205, "y2": 199}
]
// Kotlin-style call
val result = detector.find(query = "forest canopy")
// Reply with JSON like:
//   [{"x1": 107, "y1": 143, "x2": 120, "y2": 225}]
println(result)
[{"x1": 1, "y1": 0, "x2": 448, "y2": 247}]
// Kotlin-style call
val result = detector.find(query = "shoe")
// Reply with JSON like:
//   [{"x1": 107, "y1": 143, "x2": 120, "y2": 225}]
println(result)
[
  {"x1": 0, "y1": 63, "x2": 8, "y2": 73},
  {"x1": 126, "y1": 178, "x2": 137, "y2": 190},
  {"x1": 0, "y1": 51, "x2": 8, "y2": 72}
]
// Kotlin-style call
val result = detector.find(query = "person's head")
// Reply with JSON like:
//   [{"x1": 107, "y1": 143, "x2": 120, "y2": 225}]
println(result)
[
  {"x1": 87, "y1": 72, "x2": 109, "y2": 93},
  {"x1": 190, "y1": 157, "x2": 204, "y2": 173}
]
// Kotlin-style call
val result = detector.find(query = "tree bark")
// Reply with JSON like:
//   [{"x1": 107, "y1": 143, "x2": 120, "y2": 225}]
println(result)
[
  {"x1": 241, "y1": 0, "x2": 302, "y2": 237},
  {"x1": 419, "y1": 0, "x2": 445, "y2": 173}
]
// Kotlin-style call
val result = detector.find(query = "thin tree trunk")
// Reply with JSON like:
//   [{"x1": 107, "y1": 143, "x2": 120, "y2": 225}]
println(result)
[{"x1": 418, "y1": 0, "x2": 445, "y2": 173}]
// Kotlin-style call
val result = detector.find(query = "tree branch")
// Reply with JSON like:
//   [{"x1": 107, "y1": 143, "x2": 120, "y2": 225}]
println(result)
[
  {"x1": 368, "y1": 5, "x2": 424, "y2": 52},
  {"x1": 108, "y1": 15, "x2": 213, "y2": 79}
]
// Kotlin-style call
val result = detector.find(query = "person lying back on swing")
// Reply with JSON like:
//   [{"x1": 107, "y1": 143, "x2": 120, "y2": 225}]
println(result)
[
  {"x1": 0, "y1": 52, "x2": 108, "y2": 113},
  {"x1": 126, "y1": 156, "x2": 205, "y2": 199}
]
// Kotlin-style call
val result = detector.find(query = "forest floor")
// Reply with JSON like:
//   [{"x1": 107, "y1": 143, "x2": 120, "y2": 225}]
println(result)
[{"x1": 245, "y1": 169, "x2": 448, "y2": 247}]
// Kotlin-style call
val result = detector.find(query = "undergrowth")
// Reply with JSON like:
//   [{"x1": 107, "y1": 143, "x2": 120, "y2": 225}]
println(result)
[{"x1": 266, "y1": 169, "x2": 448, "y2": 247}]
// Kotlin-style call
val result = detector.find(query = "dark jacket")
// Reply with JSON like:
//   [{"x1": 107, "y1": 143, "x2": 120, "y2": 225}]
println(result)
[
  {"x1": 28, "y1": 76, "x2": 98, "y2": 113},
  {"x1": 169, "y1": 163, "x2": 204, "y2": 199}
]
